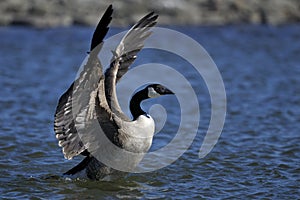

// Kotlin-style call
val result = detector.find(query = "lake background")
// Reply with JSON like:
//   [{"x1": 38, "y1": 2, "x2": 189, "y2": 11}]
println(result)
[{"x1": 0, "y1": 2, "x2": 300, "y2": 199}]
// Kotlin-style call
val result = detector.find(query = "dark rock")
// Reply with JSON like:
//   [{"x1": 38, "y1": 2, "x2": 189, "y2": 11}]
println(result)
[{"x1": 0, "y1": 0, "x2": 300, "y2": 27}]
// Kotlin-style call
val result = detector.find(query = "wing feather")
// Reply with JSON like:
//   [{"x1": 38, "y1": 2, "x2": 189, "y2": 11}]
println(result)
[
  {"x1": 54, "y1": 5, "x2": 114, "y2": 160},
  {"x1": 104, "y1": 12, "x2": 158, "y2": 119}
]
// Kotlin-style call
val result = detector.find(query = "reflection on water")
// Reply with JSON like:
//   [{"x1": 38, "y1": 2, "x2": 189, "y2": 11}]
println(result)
[{"x1": 0, "y1": 25, "x2": 300, "y2": 199}]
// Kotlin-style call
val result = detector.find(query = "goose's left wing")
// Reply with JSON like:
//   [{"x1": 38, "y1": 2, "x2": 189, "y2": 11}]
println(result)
[
  {"x1": 104, "y1": 12, "x2": 158, "y2": 120},
  {"x1": 54, "y1": 5, "x2": 113, "y2": 160}
]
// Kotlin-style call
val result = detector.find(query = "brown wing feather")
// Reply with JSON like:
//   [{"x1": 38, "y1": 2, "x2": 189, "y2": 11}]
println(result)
[
  {"x1": 54, "y1": 5, "x2": 114, "y2": 160},
  {"x1": 104, "y1": 12, "x2": 158, "y2": 120}
]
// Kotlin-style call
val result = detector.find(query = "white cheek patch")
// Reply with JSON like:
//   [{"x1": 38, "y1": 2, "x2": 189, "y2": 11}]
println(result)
[{"x1": 148, "y1": 87, "x2": 160, "y2": 98}]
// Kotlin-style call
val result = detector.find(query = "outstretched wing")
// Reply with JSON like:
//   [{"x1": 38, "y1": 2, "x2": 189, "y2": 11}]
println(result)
[
  {"x1": 54, "y1": 5, "x2": 113, "y2": 160},
  {"x1": 104, "y1": 12, "x2": 158, "y2": 119},
  {"x1": 90, "y1": 5, "x2": 113, "y2": 51}
]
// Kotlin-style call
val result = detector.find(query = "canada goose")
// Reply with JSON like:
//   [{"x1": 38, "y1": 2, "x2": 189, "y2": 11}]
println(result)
[{"x1": 54, "y1": 5, "x2": 174, "y2": 180}]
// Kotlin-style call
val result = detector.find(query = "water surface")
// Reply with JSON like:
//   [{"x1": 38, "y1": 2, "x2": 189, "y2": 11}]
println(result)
[{"x1": 0, "y1": 25, "x2": 299, "y2": 199}]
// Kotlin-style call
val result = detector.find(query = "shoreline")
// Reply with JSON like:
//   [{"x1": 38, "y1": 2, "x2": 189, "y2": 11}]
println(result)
[{"x1": 1, "y1": 0, "x2": 299, "y2": 28}]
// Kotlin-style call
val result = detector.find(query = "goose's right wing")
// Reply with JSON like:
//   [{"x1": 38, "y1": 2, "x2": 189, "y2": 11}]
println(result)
[{"x1": 104, "y1": 12, "x2": 158, "y2": 119}]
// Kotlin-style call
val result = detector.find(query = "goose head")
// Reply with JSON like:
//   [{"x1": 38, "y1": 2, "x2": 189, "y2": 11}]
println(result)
[
  {"x1": 147, "y1": 84, "x2": 174, "y2": 98},
  {"x1": 130, "y1": 84, "x2": 174, "y2": 120}
]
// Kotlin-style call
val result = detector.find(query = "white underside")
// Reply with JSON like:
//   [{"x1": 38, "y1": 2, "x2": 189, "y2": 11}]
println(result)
[{"x1": 119, "y1": 114, "x2": 155, "y2": 153}]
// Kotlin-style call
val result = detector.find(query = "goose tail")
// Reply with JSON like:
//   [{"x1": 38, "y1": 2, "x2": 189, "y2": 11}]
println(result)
[{"x1": 63, "y1": 156, "x2": 92, "y2": 176}]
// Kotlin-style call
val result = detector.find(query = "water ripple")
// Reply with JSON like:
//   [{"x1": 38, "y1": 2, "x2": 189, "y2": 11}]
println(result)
[{"x1": 0, "y1": 25, "x2": 300, "y2": 199}]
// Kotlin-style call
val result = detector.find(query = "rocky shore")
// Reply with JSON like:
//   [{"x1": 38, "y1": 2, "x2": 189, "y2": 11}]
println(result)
[{"x1": 0, "y1": 0, "x2": 299, "y2": 27}]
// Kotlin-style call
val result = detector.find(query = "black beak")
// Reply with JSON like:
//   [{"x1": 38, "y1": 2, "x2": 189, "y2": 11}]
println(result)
[
  {"x1": 164, "y1": 88, "x2": 174, "y2": 95},
  {"x1": 151, "y1": 84, "x2": 175, "y2": 95}
]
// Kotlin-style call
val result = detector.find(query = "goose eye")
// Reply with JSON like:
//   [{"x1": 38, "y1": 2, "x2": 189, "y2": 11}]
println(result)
[{"x1": 156, "y1": 85, "x2": 164, "y2": 93}]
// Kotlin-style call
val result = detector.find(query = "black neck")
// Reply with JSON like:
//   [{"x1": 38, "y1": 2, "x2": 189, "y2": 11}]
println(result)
[{"x1": 130, "y1": 89, "x2": 149, "y2": 120}]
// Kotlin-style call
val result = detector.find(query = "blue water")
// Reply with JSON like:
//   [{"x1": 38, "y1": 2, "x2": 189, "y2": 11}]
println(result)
[{"x1": 0, "y1": 24, "x2": 300, "y2": 199}]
